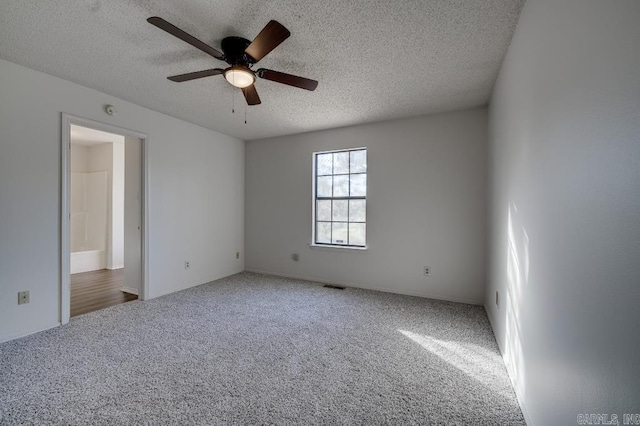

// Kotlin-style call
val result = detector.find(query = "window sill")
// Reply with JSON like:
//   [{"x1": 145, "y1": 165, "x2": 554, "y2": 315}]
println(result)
[{"x1": 309, "y1": 243, "x2": 368, "y2": 252}]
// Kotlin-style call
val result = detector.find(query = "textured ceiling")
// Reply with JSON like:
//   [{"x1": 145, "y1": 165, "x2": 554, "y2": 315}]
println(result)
[{"x1": 0, "y1": 0, "x2": 524, "y2": 140}]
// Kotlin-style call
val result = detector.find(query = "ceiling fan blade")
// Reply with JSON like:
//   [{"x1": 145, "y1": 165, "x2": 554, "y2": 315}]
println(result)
[
  {"x1": 245, "y1": 20, "x2": 290, "y2": 62},
  {"x1": 167, "y1": 68, "x2": 224, "y2": 82},
  {"x1": 242, "y1": 85, "x2": 261, "y2": 105},
  {"x1": 148, "y1": 17, "x2": 224, "y2": 60},
  {"x1": 257, "y1": 69, "x2": 318, "y2": 91}
]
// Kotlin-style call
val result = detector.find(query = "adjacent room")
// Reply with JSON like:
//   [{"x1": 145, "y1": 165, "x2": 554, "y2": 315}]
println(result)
[
  {"x1": 1, "y1": 1, "x2": 638, "y2": 425},
  {"x1": 68, "y1": 125, "x2": 142, "y2": 317}
]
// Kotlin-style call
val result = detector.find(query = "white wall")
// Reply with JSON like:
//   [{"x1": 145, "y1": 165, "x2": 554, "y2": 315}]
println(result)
[
  {"x1": 111, "y1": 140, "x2": 125, "y2": 269},
  {"x1": 70, "y1": 144, "x2": 90, "y2": 172},
  {"x1": 246, "y1": 109, "x2": 487, "y2": 304},
  {"x1": 83, "y1": 139, "x2": 125, "y2": 269},
  {"x1": 70, "y1": 146, "x2": 97, "y2": 255},
  {"x1": 486, "y1": 0, "x2": 640, "y2": 424},
  {"x1": 87, "y1": 143, "x2": 116, "y2": 266},
  {"x1": 69, "y1": 171, "x2": 108, "y2": 256},
  {"x1": 0, "y1": 58, "x2": 244, "y2": 342}
]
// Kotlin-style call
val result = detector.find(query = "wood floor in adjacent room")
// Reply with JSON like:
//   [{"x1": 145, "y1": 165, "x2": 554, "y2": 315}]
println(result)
[{"x1": 71, "y1": 268, "x2": 137, "y2": 317}]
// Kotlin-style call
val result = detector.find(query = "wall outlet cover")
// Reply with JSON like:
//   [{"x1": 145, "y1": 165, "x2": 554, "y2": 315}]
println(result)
[{"x1": 18, "y1": 291, "x2": 30, "y2": 305}]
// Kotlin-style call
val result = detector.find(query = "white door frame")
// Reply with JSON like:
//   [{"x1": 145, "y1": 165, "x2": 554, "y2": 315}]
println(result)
[{"x1": 60, "y1": 113, "x2": 149, "y2": 325}]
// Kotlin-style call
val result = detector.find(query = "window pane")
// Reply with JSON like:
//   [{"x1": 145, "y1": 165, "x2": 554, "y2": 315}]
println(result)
[
  {"x1": 317, "y1": 153, "x2": 332, "y2": 175},
  {"x1": 316, "y1": 222, "x2": 331, "y2": 244},
  {"x1": 333, "y1": 175, "x2": 349, "y2": 197},
  {"x1": 332, "y1": 200, "x2": 348, "y2": 221},
  {"x1": 332, "y1": 222, "x2": 348, "y2": 245},
  {"x1": 317, "y1": 176, "x2": 332, "y2": 197},
  {"x1": 350, "y1": 174, "x2": 366, "y2": 196},
  {"x1": 350, "y1": 150, "x2": 367, "y2": 173},
  {"x1": 316, "y1": 200, "x2": 331, "y2": 221},
  {"x1": 314, "y1": 149, "x2": 367, "y2": 248},
  {"x1": 333, "y1": 152, "x2": 349, "y2": 174},
  {"x1": 349, "y1": 223, "x2": 366, "y2": 246},
  {"x1": 349, "y1": 200, "x2": 366, "y2": 222}
]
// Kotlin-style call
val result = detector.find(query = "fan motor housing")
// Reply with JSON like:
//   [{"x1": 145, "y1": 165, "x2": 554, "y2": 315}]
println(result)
[{"x1": 221, "y1": 36, "x2": 255, "y2": 65}]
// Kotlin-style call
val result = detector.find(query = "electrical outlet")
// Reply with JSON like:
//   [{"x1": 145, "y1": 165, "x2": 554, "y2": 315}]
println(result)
[
  {"x1": 236, "y1": 252, "x2": 240, "y2": 259},
  {"x1": 291, "y1": 253, "x2": 299, "y2": 261},
  {"x1": 184, "y1": 261, "x2": 190, "y2": 269},
  {"x1": 423, "y1": 266, "x2": 431, "y2": 276},
  {"x1": 496, "y1": 291, "x2": 499, "y2": 307},
  {"x1": 18, "y1": 291, "x2": 29, "y2": 305}
]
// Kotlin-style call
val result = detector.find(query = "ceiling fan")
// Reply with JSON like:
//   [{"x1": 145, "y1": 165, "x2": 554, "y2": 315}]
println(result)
[{"x1": 147, "y1": 17, "x2": 318, "y2": 106}]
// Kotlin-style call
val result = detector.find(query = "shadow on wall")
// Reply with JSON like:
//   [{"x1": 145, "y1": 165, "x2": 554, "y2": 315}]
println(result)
[
  {"x1": 504, "y1": 203, "x2": 528, "y2": 402},
  {"x1": 397, "y1": 203, "x2": 532, "y2": 420}
]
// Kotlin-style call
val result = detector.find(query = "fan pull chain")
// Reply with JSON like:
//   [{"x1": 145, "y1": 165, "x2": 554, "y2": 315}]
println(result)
[
  {"x1": 244, "y1": 104, "x2": 247, "y2": 124},
  {"x1": 231, "y1": 74, "x2": 235, "y2": 114}
]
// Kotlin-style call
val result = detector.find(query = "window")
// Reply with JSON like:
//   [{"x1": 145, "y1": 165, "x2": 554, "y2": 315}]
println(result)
[{"x1": 313, "y1": 148, "x2": 367, "y2": 248}]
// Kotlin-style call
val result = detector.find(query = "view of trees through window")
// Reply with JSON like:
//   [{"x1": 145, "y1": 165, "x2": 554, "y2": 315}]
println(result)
[{"x1": 314, "y1": 148, "x2": 367, "y2": 247}]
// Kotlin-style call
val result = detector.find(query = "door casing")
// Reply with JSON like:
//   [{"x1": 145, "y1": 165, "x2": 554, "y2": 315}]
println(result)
[{"x1": 60, "y1": 113, "x2": 149, "y2": 324}]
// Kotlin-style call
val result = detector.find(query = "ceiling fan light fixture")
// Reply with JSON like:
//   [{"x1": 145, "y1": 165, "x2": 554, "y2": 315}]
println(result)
[
  {"x1": 224, "y1": 66, "x2": 255, "y2": 88},
  {"x1": 149, "y1": 17, "x2": 318, "y2": 105}
]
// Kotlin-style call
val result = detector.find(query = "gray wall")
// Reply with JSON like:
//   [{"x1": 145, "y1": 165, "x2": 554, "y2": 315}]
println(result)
[
  {"x1": 246, "y1": 108, "x2": 487, "y2": 304},
  {"x1": 0, "y1": 59, "x2": 245, "y2": 342},
  {"x1": 486, "y1": 0, "x2": 640, "y2": 424},
  {"x1": 124, "y1": 136, "x2": 142, "y2": 294}
]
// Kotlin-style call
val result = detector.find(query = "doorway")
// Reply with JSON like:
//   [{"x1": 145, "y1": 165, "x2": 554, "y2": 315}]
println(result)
[{"x1": 61, "y1": 114, "x2": 148, "y2": 324}]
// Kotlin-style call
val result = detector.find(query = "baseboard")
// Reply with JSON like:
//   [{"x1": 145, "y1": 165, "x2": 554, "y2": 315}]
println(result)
[
  {"x1": 149, "y1": 269, "x2": 245, "y2": 300},
  {"x1": 0, "y1": 321, "x2": 61, "y2": 344},
  {"x1": 108, "y1": 266, "x2": 124, "y2": 271},
  {"x1": 244, "y1": 269, "x2": 483, "y2": 306},
  {"x1": 484, "y1": 305, "x2": 533, "y2": 426},
  {"x1": 121, "y1": 286, "x2": 139, "y2": 295}
]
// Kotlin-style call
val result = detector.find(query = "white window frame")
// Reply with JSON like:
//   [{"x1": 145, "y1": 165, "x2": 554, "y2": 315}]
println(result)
[{"x1": 311, "y1": 147, "x2": 367, "y2": 250}]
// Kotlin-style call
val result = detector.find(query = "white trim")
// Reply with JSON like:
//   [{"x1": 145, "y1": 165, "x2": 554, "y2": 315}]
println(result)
[
  {"x1": 484, "y1": 305, "x2": 533, "y2": 426},
  {"x1": 61, "y1": 117, "x2": 71, "y2": 324},
  {"x1": 121, "y1": 286, "x2": 139, "y2": 296},
  {"x1": 309, "y1": 243, "x2": 368, "y2": 251},
  {"x1": 311, "y1": 147, "x2": 368, "y2": 248},
  {"x1": 244, "y1": 269, "x2": 483, "y2": 306},
  {"x1": 312, "y1": 146, "x2": 367, "y2": 155},
  {"x1": 141, "y1": 136, "x2": 150, "y2": 301},
  {"x1": 0, "y1": 322, "x2": 61, "y2": 344},
  {"x1": 61, "y1": 113, "x2": 149, "y2": 325}
]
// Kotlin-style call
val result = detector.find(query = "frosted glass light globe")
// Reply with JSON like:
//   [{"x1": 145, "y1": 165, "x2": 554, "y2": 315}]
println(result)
[{"x1": 224, "y1": 66, "x2": 255, "y2": 88}]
